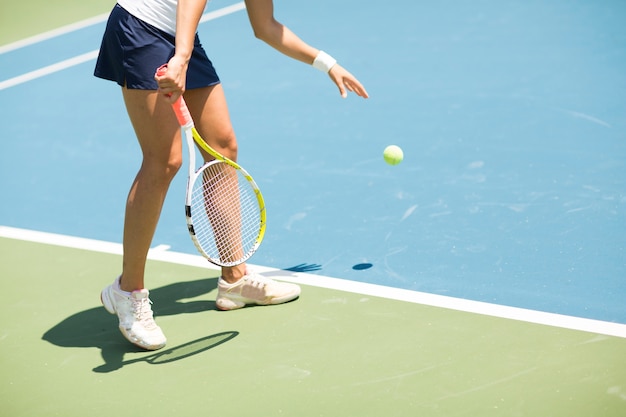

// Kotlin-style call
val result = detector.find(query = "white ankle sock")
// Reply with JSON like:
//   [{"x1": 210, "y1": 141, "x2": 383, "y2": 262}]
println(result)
[{"x1": 116, "y1": 276, "x2": 131, "y2": 296}]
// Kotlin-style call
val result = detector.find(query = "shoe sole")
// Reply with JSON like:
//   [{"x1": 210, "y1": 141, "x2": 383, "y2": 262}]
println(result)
[{"x1": 216, "y1": 292, "x2": 300, "y2": 311}]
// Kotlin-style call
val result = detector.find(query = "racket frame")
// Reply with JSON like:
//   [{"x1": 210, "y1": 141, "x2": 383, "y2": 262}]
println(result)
[{"x1": 157, "y1": 66, "x2": 266, "y2": 266}]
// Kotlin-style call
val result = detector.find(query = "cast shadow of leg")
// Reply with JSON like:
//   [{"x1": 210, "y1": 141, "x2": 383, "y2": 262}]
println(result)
[{"x1": 42, "y1": 277, "x2": 236, "y2": 373}]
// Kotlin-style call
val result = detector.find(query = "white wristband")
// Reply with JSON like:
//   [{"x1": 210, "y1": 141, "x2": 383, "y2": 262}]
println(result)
[{"x1": 312, "y1": 51, "x2": 337, "y2": 73}]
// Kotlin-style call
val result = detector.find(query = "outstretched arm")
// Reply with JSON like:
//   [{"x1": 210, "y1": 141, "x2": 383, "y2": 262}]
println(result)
[{"x1": 244, "y1": 0, "x2": 369, "y2": 99}]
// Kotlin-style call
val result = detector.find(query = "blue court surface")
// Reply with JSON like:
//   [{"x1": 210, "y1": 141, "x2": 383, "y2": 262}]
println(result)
[
  {"x1": 2, "y1": 0, "x2": 624, "y2": 324},
  {"x1": 1, "y1": 2, "x2": 626, "y2": 416}
]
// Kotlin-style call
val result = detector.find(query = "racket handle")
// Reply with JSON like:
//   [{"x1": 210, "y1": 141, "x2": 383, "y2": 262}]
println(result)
[{"x1": 155, "y1": 64, "x2": 194, "y2": 129}]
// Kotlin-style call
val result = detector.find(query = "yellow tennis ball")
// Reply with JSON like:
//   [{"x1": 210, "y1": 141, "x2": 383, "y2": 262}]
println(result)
[{"x1": 383, "y1": 145, "x2": 404, "y2": 165}]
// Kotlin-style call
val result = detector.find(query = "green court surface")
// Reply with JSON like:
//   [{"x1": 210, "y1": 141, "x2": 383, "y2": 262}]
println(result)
[
  {"x1": 1, "y1": 235, "x2": 625, "y2": 417},
  {"x1": 0, "y1": 0, "x2": 114, "y2": 45}
]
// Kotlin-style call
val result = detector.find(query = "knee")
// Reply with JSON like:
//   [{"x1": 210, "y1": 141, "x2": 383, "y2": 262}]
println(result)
[
  {"x1": 213, "y1": 129, "x2": 238, "y2": 161},
  {"x1": 142, "y1": 153, "x2": 183, "y2": 184},
  {"x1": 164, "y1": 155, "x2": 183, "y2": 179}
]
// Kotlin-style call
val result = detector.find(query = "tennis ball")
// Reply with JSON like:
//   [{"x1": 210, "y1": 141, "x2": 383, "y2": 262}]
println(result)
[{"x1": 383, "y1": 145, "x2": 404, "y2": 166}]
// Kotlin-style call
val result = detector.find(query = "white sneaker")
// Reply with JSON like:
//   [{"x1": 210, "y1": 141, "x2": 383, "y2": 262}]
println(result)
[
  {"x1": 216, "y1": 270, "x2": 301, "y2": 311},
  {"x1": 100, "y1": 277, "x2": 167, "y2": 350}
]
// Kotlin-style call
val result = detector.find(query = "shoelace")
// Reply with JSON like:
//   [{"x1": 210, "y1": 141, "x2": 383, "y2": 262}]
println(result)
[
  {"x1": 243, "y1": 273, "x2": 270, "y2": 289},
  {"x1": 132, "y1": 297, "x2": 157, "y2": 329}
]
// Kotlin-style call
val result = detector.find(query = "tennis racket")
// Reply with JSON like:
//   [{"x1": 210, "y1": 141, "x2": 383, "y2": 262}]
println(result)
[{"x1": 156, "y1": 65, "x2": 266, "y2": 267}]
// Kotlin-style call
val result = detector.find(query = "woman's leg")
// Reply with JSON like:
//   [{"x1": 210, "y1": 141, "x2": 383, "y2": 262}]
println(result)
[
  {"x1": 99, "y1": 86, "x2": 177, "y2": 350},
  {"x1": 183, "y1": 84, "x2": 301, "y2": 310},
  {"x1": 184, "y1": 84, "x2": 247, "y2": 284},
  {"x1": 119, "y1": 86, "x2": 182, "y2": 291}
]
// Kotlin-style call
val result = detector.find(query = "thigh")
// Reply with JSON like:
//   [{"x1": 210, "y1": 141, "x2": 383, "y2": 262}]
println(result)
[
  {"x1": 184, "y1": 84, "x2": 238, "y2": 161},
  {"x1": 122, "y1": 87, "x2": 182, "y2": 164}
]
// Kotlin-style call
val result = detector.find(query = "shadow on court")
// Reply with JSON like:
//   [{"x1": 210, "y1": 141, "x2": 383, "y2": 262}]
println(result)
[
  {"x1": 283, "y1": 263, "x2": 322, "y2": 273},
  {"x1": 41, "y1": 277, "x2": 238, "y2": 373}
]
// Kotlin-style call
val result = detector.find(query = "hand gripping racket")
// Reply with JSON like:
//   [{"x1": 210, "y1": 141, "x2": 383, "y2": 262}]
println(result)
[{"x1": 156, "y1": 65, "x2": 266, "y2": 267}]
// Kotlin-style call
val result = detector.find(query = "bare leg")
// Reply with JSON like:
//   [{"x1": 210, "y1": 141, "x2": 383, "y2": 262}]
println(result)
[
  {"x1": 184, "y1": 84, "x2": 247, "y2": 283},
  {"x1": 119, "y1": 87, "x2": 182, "y2": 292}
]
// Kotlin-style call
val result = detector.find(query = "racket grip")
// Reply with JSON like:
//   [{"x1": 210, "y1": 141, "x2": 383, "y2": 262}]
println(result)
[{"x1": 155, "y1": 64, "x2": 194, "y2": 129}]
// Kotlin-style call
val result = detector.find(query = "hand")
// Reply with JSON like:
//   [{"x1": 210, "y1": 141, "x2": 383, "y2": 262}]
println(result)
[
  {"x1": 154, "y1": 56, "x2": 189, "y2": 103},
  {"x1": 328, "y1": 64, "x2": 369, "y2": 99}
]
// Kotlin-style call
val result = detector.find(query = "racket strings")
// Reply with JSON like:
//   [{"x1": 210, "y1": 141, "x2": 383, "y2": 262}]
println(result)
[{"x1": 189, "y1": 162, "x2": 261, "y2": 265}]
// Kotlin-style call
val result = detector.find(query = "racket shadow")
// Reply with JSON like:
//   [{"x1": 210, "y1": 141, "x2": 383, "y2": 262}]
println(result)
[
  {"x1": 42, "y1": 277, "x2": 223, "y2": 372},
  {"x1": 92, "y1": 331, "x2": 239, "y2": 373}
]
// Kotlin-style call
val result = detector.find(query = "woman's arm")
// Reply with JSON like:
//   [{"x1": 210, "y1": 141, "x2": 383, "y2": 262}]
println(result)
[
  {"x1": 156, "y1": 0, "x2": 208, "y2": 101},
  {"x1": 244, "y1": 0, "x2": 369, "y2": 99}
]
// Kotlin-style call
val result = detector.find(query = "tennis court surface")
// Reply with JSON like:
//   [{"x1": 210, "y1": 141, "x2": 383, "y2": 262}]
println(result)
[
  {"x1": 1, "y1": 230, "x2": 626, "y2": 416},
  {"x1": 1, "y1": 1, "x2": 625, "y2": 415}
]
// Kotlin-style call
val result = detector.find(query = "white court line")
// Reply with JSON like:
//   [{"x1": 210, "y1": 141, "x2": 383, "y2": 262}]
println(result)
[
  {"x1": 0, "y1": 2, "x2": 246, "y2": 91},
  {"x1": 0, "y1": 51, "x2": 100, "y2": 90},
  {"x1": 1, "y1": 224, "x2": 625, "y2": 339}
]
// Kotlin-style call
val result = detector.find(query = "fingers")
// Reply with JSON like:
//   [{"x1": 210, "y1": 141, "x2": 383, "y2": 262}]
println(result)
[
  {"x1": 154, "y1": 75, "x2": 178, "y2": 101},
  {"x1": 330, "y1": 65, "x2": 369, "y2": 99},
  {"x1": 343, "y1": 77, "x2": 369, "y2": 99},
  {"x1": 162, "y1": 90, "x2": 183, "y2": 103},
  {"x1": 154, "y1": 64, "x2": 186, "y2": 102},
  {"x1": 338, "y1": 84, "x2": 348, "y2": 99}
]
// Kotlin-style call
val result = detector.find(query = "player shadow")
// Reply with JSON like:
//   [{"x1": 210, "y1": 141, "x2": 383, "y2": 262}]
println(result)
[{"x1": 42, "y1": 277, "x2": 229, "y2": 373}]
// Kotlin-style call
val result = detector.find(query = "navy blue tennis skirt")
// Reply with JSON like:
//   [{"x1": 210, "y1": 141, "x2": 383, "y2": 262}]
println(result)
[{"x1": 94, "y1": 4, "x2": 220, "y2": 90}]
